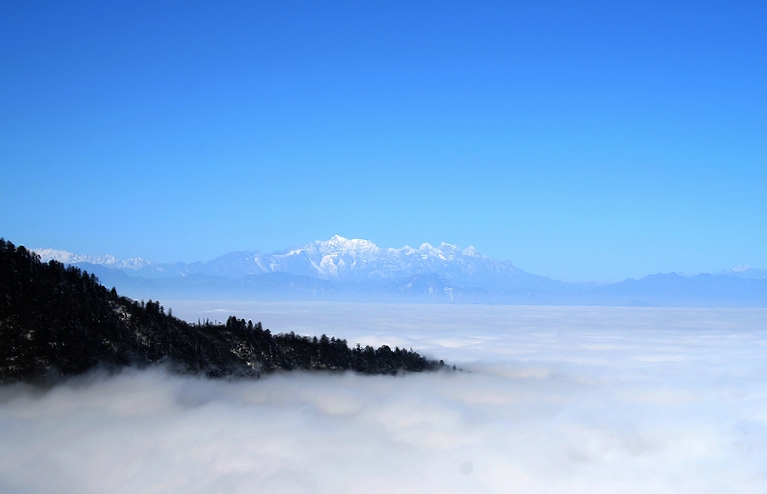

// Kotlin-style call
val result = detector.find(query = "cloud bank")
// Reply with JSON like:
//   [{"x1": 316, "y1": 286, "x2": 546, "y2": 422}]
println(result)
[{"x1": 2, "y1": 304, "x2": 767, "y2": 493}]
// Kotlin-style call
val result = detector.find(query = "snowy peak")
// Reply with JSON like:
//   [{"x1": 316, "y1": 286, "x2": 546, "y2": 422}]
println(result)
[
  {"x1": 33, "y1": 248, "x2": 152, "y2": 270},
  {"x1": 32, "y1": 236, "x2": 514, "y2": 284},
  {"x1": 287, "y1": 236, "x2": 481, "y2": 261},
  {"x1": 181, "y1": 236, "x2": 512, "y2": 282},
  {"x1": 265, "y1": 236, "x2": 511, "y2": 281},
  {"x1": 315, "y1": 234, "x2": 378, "y2": 255},
  {"x1": 719, "y1": 265, "x2": 767, "y2": 279}
]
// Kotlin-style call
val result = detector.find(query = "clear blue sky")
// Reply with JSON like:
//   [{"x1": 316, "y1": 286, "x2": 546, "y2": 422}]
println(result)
[{"x1": 1, "y1": 1, "x2": 765, "y2": 282}]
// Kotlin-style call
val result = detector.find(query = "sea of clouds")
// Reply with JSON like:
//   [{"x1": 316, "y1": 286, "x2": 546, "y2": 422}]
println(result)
[{"x1": 2, "y1": 302, "x2": 767, "y2": 493}]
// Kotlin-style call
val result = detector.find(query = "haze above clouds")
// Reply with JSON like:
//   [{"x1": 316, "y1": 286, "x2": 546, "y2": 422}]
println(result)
[{"x1": 2, "y1": 304, "x2": 767, "y2": 493}]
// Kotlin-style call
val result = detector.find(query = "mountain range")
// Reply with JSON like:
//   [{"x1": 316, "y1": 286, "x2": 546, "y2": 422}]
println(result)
[{"x1": 34, "y1": 235, "x2": 767, "y2": 307}]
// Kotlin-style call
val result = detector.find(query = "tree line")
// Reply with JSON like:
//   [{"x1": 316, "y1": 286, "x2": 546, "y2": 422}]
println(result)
[{"x1": 0, "y1": 239, "x2": 443, "y2": 383}]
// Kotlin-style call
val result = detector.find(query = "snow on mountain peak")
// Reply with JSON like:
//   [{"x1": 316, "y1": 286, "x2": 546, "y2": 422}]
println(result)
[
  {"x1": 31, "y1": 236, "x2": 516, "y2": 283},
  {"x1": 302, "y1": 236, "x2": 490, "y2": 261},
  {"x1": 319, "y1": 235, "x2": 378, "y2": 254},
  {"x1": 267, "y1": 236, "x2": 514, "y2": 281},
  {"x1": 32, "y1": 248, "x2": 152, "y2": 270},
  {"x1": 721, "y1": 265, "x2": 767, "y2": 279}
]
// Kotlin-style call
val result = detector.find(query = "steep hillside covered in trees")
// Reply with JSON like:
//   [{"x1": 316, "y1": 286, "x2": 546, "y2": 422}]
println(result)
[{"x1": 0, "y1": 239, "x2": 441, "y2": 383}]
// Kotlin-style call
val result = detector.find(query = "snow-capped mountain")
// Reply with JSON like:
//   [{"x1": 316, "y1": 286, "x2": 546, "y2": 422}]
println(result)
[
  {"x1": 123, "y1": 235, "x2": 525, "y2": 286},
  {"x1": 719, "y1": 266, "x2": 767, "y2": 279},
  {"x1": 33, "y1": 248, "x2": 152, "y2": 270}
]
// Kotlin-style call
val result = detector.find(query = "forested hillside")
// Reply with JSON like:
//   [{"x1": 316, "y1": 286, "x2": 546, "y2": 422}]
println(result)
[{"x1": 0, "y1": 239, "x2": 441, "y2": 383}]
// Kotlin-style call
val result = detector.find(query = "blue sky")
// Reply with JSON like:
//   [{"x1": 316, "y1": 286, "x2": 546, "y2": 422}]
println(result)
[{"x1": 1, "y1": 1, "x2": 765, "y2": 282}]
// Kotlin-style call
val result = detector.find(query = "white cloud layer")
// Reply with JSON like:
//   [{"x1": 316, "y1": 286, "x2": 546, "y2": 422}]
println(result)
[{"x1": 2, "y1": 303, "x2": 767, "y2": 493}]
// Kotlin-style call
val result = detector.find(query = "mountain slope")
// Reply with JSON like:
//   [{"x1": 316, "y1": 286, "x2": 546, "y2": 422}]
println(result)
[{"x1": 1, "y1": 239, "x2": 441, "y2": 382}]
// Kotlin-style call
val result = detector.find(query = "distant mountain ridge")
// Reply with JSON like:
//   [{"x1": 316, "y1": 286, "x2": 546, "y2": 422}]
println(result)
[
  {"x1": 59, "y1": 235, "x2": 524, "y2": 283},
  {"x1": 33, "y1": 236, "x2": 767, "y2": 307},
  {"x1": 718, "y1": 265, "x2": 767, "y2": 279},
  {"x1": 34, "y1": 248, "x2": 152, "y2": 270}
]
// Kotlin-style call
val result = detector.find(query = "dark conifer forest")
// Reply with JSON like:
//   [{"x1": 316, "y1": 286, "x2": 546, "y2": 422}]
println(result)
[{"x1": 0, "y1": 239, "x2": 442, "y2": 383}]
